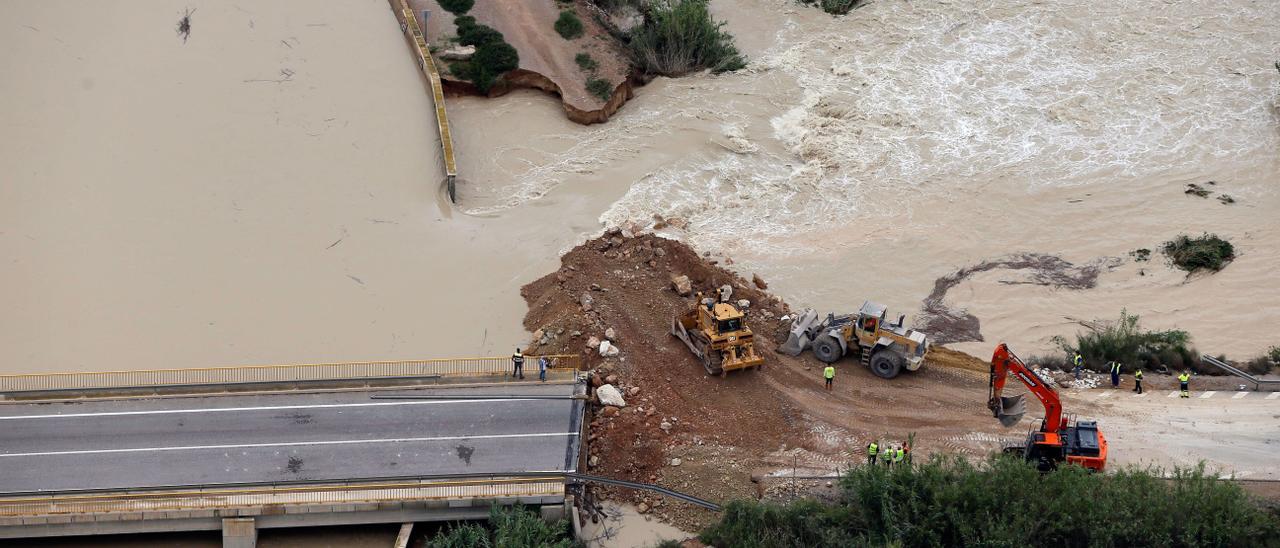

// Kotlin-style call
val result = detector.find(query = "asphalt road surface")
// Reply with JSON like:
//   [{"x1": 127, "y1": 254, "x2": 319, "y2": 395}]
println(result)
[{"x1": 0, "y1": 383, "x2": 584, "y2": 493}]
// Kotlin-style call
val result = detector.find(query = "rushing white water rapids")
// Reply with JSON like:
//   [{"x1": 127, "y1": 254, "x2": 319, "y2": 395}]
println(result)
[{"x1": 3, "y1": 0, "x2": 1278, "y2": 380}]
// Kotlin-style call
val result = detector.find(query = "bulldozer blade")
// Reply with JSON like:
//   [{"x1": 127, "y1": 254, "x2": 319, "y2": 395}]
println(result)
[
  {"x1": 995, "y1": 395, "x2": 1027, "y2": 427},
  {"x1": 778, "y1": 308, "x2": 819, "y2": 356}
]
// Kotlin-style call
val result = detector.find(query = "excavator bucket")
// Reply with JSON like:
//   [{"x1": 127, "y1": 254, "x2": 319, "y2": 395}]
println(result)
[
  {"x1": 778, "y1": 308, "x2": 819, "y2": 356},
  {"x1": 995, "y1": 395, "x2": 1027, "y2": 427}
]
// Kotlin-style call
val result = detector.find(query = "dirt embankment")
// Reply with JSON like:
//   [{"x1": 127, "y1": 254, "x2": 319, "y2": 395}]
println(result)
[
  {"x1": 416, "y1": 0, "x2": 635, "y2": 125},
  {"x1": 521, "y1": 230, "x2": 1008, "y2": 530}
]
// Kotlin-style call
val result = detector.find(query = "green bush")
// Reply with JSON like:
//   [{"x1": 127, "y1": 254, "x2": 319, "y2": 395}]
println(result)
[
  {"x1": 586, "y1": 77, "x2": 613, "y2": 100},
  {"x1": 467, "y1": 41, "x2": 520, "y2": 92},
  {"x1": 453, "y1": 15, "x2": 476, "y2": 30},
  {"x1": 700, "y1": 456, "x2": 1280, "y2": 547},
  {"x1": 1162, "y1": 233, "x2": 1235, "y2": 273},
  {"x1": 555, "y1": 10, "x2": 585, "y2": 39},
  {"x1": 574, "y1": 52, "x2": 598, "y2": 72},
  {"x1": 438, "y1": 0, "x2": 474, "y2": 15},
  {"x1": 1245, "y1": 355, "x2": 1273, "y2": 375},
  {"x1": 627, "y1": 0, "x2": 747, "y2": 75},
  {"x1": 1055, "y1": 310, "x2": 1196, "y2": 372},
  {"x1": 801, "y1": 0, "x2": 860, "y2": 14},
  {"x1": 458, "y1": 23, "x2": 505, "y2": 47},
  {"x1": 427, "y1": 505, "x2": 577, "y2": 547},
  {"x1": 1270, "y1": 346, "x2": 1280, "y2": 364}
]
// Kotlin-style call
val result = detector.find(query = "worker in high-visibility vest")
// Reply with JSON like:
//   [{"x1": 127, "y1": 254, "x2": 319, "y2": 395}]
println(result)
[
  {"x1": 1132, "y1": 369, "x2": 1144, "y2": 394},
  {"x1": 511, "y1": 348, "x2": 525, "y2": 379},
  {"x1": 1179, "y1": 371, "x2": 1191, "y2": 398},
  {"x1": 1073, "y1": 352, "x2": 1084, "y2": 380},
  {"x1": 1109, "y1": 361, "x2": 1122, "y2": 388},
  {"x1": 892, "y1": 446, "x2": 904, "y2": 466},
  {"x1": 867, "y1": 441, "x2": 879, "y2": 465},
  {"x1": 823, "y1": 365, "x2": 835, "y2": 391}
]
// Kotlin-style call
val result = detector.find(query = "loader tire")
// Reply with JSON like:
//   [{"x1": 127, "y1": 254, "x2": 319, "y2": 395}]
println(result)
[
  {"x1": 812, "y1": 334, "x2": 843, "y2": 363},
  {"x1": 869, "y1": 350, "x2": 903, "y2": 379}
]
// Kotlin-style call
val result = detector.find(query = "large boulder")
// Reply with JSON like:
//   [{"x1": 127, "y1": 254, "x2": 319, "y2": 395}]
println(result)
[
  {"x1": 671, "y1": 275, "x2": 692, "y2": 296},
  {"x1": 596, "y1": 384, "x2": 626, "y2": 407},
  {"x1": 599, "y1": 340, "x2": 620, "y2": 357}
]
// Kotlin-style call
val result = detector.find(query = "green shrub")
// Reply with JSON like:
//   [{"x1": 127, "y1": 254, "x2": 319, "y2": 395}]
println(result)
[
  {"x1": 437, "y1": 0, "x2": 474, "y2": 15},
  {"x1": 1245, "y1": 355, "x2": 1273, "y2": 375},
  {"x1": 574, "y1": 52, "x2": 598, "y2": 72},
  {"x1": 627, "y1": 0, "x2": 747, "y2": 75},
  {"x1": 1055, "y1": 310, "x2": 1195, "y2": 372},
  {"x1": 700, "y1": 456, "x2": 1280, "y2": 547},
  {"x1": 555, "y1": 10, "x2": 585, "y2": 39},
  {"x1": 586, "y1": 77, "x2": 613, "y2": 100},
  {"x1": 1270, "y1": 346, "x2": 1280, "y2": 364},
  {"x1": 1162, "y1": 233, "x2": 1235, "y2": 273},
  {"x1": 467, "y1": 41, "x2": 520, "y2": 92},
  {"x1": 458, "y1": 23, "x2": 505, "y2": 47},
  {"x1": 453, "y1": 15, "x2": 476, "y2": 30},
  {"x1": 800, "y1": 0, "x2": 860, "y2": 14},
  {"x1": 427, "y1": 505, "x2": 576, "y2": 547}
]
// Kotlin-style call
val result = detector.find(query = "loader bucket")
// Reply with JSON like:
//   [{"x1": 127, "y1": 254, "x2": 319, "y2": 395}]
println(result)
[
  {"x1": 778, "y1": 308, "x2": 819, "y2": 356},
  {"x1": 994, "y1": 395, "x2": 1027, "y2": 427}
]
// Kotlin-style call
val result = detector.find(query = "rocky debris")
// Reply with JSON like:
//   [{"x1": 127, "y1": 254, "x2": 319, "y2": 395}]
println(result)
[
  {"x1": 603, "y1": 406, "x2": 620, "y2": 417},
  {"x1": 605, "y1": 374, "x2": 618, "y2": 385},
  {"x1": 637, "y1": 502, "x2": 650, "y2": 514},
  {"x1": 737, "y1": 299, "x2": 751, "y2": 310},
  {"x1": 599, "y1": 340, "x2": 620, "y2": 357},
  {"x1": 669, "y1": 458, "x2": 682, "y2": 467},
  {"x1": 438, "y1": 45, "x2": 475, "y2": 60},
  {"x1": 580, "y1": 292, "x2": 594, "y2": 311},
  {"x1": 660, "y1": 420, "x2": 673, "y2": 433},
  {"x1": 628, "y1": 386, "x2": 640, "y2": 396},
  {"x1": 671, "y1": 274, "x2": 692, "y2": 296},
  {"x1": 605, "y1": 327, "x2": 617, "y2": 340},
  {"x1": 752, "y1": 273, "x2": 768, "y2": 290},
  {"x1": 587, "y1": 336, "x2": 601, "y2": 350},
  {"x1": 571, "y1": 330, "x2": 582, "y2": 338},
  {"x1": 589, "y1": 455, "x2": 600, "y2": 467},
  {"x1": 654, "y1": 247, "x2": 666, "y2": 257},
  {"x1": 597, "y1": 384, "x2": 626, "y2": 407}
]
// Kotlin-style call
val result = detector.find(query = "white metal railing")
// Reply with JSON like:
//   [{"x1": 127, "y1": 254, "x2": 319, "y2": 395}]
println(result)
[{"x1": 0, "y1": 355, "x2": 581, "y2": 393}]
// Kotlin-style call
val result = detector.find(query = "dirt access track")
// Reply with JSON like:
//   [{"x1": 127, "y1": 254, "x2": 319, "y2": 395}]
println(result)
[{"x1": 522, "y1": 231, "x2": 1280, "y2": 530}]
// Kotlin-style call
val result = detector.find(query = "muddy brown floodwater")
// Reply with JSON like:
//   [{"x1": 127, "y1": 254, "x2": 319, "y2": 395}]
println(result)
[{"x1": 3, "y1": 0, "x2": 1279, "y2": 545}]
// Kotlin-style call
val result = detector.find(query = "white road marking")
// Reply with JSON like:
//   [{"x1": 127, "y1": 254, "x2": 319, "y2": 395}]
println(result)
[
  {"x1": 1168, "y1": 391, "x2": 1179, "y2": 398},
  {"x1": 1096, "y1": 391, "x2": 1113, "y2": 398},
  {"x1": 1199, "y1": 391, "x2": 1216, "y2": 399},
  {"x1": 1267, "y1": 392, "x2": 1279, "y2": 400},
  {"x1": 1232, "y1": 392, "x2": 1249, "y2": 399},
  {"x1": 0, "y1": 398, "x2": 548, "y2": 421},
  {"x1": 0, "y1": 432, "x2": 577, "y2": 458}
]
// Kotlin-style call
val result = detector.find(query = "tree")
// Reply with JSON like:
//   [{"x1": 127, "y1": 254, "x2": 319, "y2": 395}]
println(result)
[{"x1": 437, "y1": 0, "x2": 474, "y2": 15}]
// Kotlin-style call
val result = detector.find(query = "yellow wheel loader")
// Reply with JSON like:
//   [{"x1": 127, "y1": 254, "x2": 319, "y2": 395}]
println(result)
[
  {"x1": 671, "y1": 291, "x2": 764, "y2": 376},
  {"x1": 779, "y1": 301, "x2": 929, "y2": 379}
]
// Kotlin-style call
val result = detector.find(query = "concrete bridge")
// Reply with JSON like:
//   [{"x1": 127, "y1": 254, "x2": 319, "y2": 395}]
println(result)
[{"x1": 0, "y1": 356, "x2": 587, "y2": 546}]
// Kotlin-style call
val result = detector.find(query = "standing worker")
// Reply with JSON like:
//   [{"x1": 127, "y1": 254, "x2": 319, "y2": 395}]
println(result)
[
  {"x1": 511, "y1": 348, "x2": 525, "y2": 379},
  {"x1": 1073, "y1": 352, "x2": 1084, "y2": 380},
  {"x1": 1109, "y1": 360, "x2": 1122, "y2": 388},
  {"x1": 823, "y1": 365, "x2": 835, "y2": 391},
  {"x1": 892, "y1": 446, "x2": 904, "y2": 467},
  {"x1": 1179, "y1": 370, "x2": 1191, "y2": 398},
  {"x1": 867, "y1": 440, "x2": 879, "y2": 466},
  {"x1": 538, "y1": 356, "x2": 550, "y2": 382},
  {"x1": 1132, "y1": 369, "x2": 1144, "y2": 394}
]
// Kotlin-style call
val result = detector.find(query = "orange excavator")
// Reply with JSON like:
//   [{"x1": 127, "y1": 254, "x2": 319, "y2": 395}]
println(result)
[{"x1": 989, "y1": 343, "x2": 1108, "y2": 472}]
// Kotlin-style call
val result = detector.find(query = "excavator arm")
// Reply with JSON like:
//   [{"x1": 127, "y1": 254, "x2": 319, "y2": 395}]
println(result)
[{"x1": 988, "y1": 343, "x2": 1063, "y2": 431}]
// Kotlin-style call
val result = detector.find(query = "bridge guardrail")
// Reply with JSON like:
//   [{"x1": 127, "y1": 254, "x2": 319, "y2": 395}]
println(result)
[
  {"x1": 0, "y1": 354, "x2": 582, "y2": 394},
  {"x1": 1200, "y1": 355, "x2": 1280, "y2": 391}
]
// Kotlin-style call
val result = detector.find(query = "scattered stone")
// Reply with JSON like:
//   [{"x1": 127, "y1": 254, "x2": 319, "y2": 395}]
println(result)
[
  {"x1": 605, "y1": 327, "x2": 617, "y2": 340},
  {"x1": 532, "y1": 328, "x2": 544, "y2": 342},
  {"x1": 590, "y1": 373, "x2": 603, "y2": 388},
  {"x1": 604, "y1": 374, "x2": 618, "y2": 385},
  {"x1": 637, "y1": 502, "x2": 650, "y2": 514},
  {"x1": 571, "y1": 330, "x2": 582, "y2": 338},
  {"x1": 438, "y1": 45, "x2": 476, "y2": 60},
  {"x1": 579, "y1": 293, "x2": 594, "y2": 312},
  {"x1": 596, "y1": 384, "x2": 626, "y2": 407},
  {"x1": 628, "y1": 386, "x2": 640, "y2": 396},
  {"x1": 752, "y1": 273, "x2": 768, "y2": 289},
  {"x1": 587, "y1": 336, "x2": 601, "y2": 350},
  {"x1": 599, "y1": 340, "x2": 620, "y2": 357},
  {"x1": 660, "y1": 421, "x2": 673, "y2": 433},
  {"x1": 602, "y1": 406, "x2": 619, "y2": 417},
  {"x1": 589, "y1": 455, "x2": 600, "y2": 467},
  {"x1": 654, "y1": 247, "x2": 666, "y2": 257},
  {"x1": 590, "y1": 283, "x2": 603, "y2": 291},
  {"x1": 671, "y1": 274, "x2": 692, "y2": 296},
  {"x1": 609, "y1": 236, "x2": 624, "y2": 247},
  {"x1": 645, "y1": 407, "x2": 655, "y2": 417},
  {"x1": 670, "y1": 458, "x2": 682, "y2": 466},
  {"x1": 737, "y1": 299, "x2": 751, "y2": 310}
]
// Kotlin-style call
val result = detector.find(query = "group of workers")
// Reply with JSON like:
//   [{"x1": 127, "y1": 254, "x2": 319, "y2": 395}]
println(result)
[
  {"x1": 1072, "y1": 351, "x2": 1193, "y2": 397},
  {"x1": 865, "y1": 440, "x2": 910, "y2": 467}
]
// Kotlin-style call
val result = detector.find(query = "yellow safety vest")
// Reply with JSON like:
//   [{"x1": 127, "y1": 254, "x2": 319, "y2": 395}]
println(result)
[
  {"x1": 1134, "y1": 371, "x2": 1143, "y2": 380},
  {"x1": 1110, "y1": 362, "x2": 1121, "y2": 374},
  {"x1": 824, "y1": 366, "x2": 835, "y2": 379},
  {"x1": 868, "y1": 443, "x2": 878, "y2": 456},
  {"x1": 894, "y1": 449, "x2": 904, "y2": 462},
  {"x1": 1178, "y1": 373, "x2": 1190, "y2": 383},
  {"x1": 1074, "y1": 354, "x2": 1083, "y2": 366}
]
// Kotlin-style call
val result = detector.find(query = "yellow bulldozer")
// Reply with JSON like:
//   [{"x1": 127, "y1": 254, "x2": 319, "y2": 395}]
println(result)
[{"x1": 671, "y1": 290, "x2": 764, "y2": 376}]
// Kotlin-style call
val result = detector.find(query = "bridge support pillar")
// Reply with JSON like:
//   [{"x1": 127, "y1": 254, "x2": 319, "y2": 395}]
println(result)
[{"x1": 222, "y1": 517, "x2": 257, "y2": 548}]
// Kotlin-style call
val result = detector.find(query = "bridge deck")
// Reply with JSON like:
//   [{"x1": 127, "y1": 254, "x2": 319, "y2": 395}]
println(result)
[{"x1": 0, "y1": 383, "x2": 583, "y2": 494}]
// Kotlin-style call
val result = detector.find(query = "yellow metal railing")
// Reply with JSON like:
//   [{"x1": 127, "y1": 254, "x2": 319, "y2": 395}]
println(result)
[
  {"x1": 395, "y1": 0, "x2": 458, "y2": 200},
  {"x1": 0, "y1": 354, "x2": 581, "y2": 393},
  {"x1": 0, "y1": 477, "x2": 564, "y2": 517}
]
